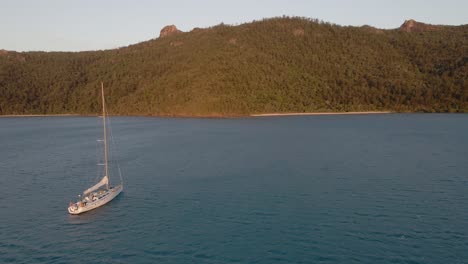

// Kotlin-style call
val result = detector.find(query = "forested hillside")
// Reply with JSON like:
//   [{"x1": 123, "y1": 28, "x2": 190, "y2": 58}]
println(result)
[{"x1": 0, "y1": 17, "x2": 467, "y2": 116}]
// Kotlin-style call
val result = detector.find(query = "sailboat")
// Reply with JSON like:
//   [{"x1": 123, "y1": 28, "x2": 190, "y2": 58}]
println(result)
[{"x1": 68, "y1": 83, "x2": 123, "y2": 215}]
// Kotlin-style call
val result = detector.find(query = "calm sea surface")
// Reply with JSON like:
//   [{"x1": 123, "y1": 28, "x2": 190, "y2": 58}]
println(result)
[{"x1": 0, "y1": 114, "x2": 467, "y2": 264}]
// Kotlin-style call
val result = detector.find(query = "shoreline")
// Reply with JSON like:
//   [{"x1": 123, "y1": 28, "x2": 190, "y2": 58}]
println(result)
[
  {"x1": 1, "y1": 112, "x2": 390, "y2": 118},
  {"x1": 0, "y1": 114, "x2": 81, "y2": 118},
  {"x1": 250, "y1": 111, "x2": 392, "y2": 117},
  {"x1": 2, "y1": 111, "x2": 466, "y2": 118}
]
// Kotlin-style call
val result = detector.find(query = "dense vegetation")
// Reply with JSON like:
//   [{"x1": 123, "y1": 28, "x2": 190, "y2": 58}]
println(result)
[{"x1": 0, "y1": 17, "x2": 467, "y2": 116}]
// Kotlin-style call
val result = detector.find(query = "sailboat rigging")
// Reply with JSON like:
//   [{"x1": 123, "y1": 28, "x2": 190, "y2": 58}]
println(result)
[{"x1": 68, "y1": 83, "x2": 123, "y2": 214}]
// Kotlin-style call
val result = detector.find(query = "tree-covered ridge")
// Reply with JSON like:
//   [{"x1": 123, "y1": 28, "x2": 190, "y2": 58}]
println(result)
[{"x1": 0, "y1": 17, "x2": 467, "y2": 116}]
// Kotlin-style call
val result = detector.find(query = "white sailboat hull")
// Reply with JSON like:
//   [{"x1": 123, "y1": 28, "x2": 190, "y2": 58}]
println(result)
[{"x1": 68, "y1": 184, "x2": 123, "y2": 215}]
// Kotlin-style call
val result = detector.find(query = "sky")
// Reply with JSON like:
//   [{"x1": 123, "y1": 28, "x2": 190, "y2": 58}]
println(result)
[{"x1": 1, "y1": 0, "x2": 466, "y2": 52}]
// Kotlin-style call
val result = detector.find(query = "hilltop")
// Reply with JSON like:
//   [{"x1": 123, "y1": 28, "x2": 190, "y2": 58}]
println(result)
[{"x1": 0, "y1": 17, "x2": 467, "y2": 116}]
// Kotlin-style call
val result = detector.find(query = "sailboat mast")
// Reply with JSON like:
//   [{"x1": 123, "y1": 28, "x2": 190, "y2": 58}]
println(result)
[{"x1": 101, "y1": 82, "x2": 109, "y2": 190}]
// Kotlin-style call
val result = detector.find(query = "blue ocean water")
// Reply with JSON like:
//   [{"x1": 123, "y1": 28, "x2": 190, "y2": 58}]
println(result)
[{"x1": 0, "y1": 114, "x2": 467, "y2": 264}]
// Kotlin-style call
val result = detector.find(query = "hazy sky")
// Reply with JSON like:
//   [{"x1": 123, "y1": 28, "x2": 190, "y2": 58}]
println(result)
[{"x1": 1, "y1": 0, "x2": 466, "y2": 51}]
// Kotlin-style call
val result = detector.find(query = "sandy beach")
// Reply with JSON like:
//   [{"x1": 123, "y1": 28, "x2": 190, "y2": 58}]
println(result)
[{"x1": 250, "y1": 111, "x2": 392, "y2": 117}]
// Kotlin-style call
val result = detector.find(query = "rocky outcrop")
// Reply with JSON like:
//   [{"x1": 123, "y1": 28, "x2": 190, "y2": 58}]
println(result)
[
  {"x1": 228, "y1": 38, "x2": 237, "y2": 45},
  {"x1": 0, "y1": 50, "x2": 25, "y2": 62},
  {"x1": 399, "y1": 19, "x2": 439, "y2": 33},
  {"x1": 160, "y1": 25, "x2": 182, "y2": 38},
  {"x1": 170, "y1": 41, "x2": 183, "y2": 47},
  {"x1": 292, "y1": 28, "x2": 305, "y2": 37}
]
